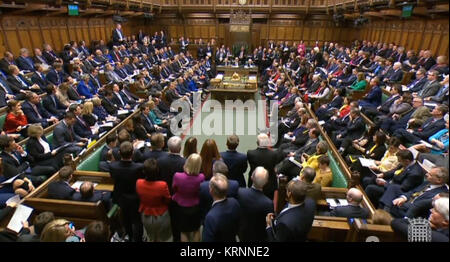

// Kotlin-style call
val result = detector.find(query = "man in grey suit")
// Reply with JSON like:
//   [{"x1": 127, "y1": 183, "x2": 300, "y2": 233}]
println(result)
[
  {"x1": 418, "y1": 70, "x2": 441, "y2": 99},
  {"x1": 52, "y1": 111, "x2": 87, "y2": 155}
]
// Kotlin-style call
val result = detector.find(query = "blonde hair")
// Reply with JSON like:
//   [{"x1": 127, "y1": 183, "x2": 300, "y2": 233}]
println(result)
[
  {"x1": 92, "y1": 97, "x2": 102, "y2": 106},
  {"x1": 184, "y1": 153, "x2": 202, "y2": 176},
  {"x1": 40, "y1": 219, "x2": 71, "y2": 242},
  {"x1": 147, "y1": 100, "x2": 155, "y2": 110},
  {"x1": 27, "y1": 124, "x2": 44, "y2": 138},
  {"x1": 82, "y1": 101, "x2": 94, "y2": 115}
]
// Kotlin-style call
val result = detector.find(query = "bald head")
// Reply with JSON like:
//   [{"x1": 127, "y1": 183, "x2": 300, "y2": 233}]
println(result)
[
  {"x1": 347, "y1": 188, "x2": 363, "y2": 205},
  {"x1": 252, "y1": 167, "x2": 269, "y2": 190}
]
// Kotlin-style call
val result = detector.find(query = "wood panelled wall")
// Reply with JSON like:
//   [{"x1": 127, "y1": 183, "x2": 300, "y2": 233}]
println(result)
[
  {"x1": 358, "y1": 18, "x2": 449, "y2": 57},
  {"x1": 128, "y1": 18, "x2": 358, "y2": 50},
  {"x1": 0, "y1": 15, "x2": 132, "y2": 58}
]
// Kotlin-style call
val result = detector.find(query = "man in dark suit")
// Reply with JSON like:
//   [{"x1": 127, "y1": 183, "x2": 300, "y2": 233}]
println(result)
[
  {"x1": 72, "y1": 181, "x2": 112, "y2": 210},
  {"x1": 364, "y1": 150, "x2": 425, "y2": 207},
  {"x1": 334, "y1": 108, "x2": 366, "y2": 152},
  {"x1": 393, "y1": 104, "x2": 447, "y2": 145},
  {"x1": 7, "y1": 65, "x2": 42, "y2": 93},
  {"x1": 247, "y1": 133, "x2": 280, "y2": 200},
  {"x1": 0, "y1": 52, "x2": 16, "y2": 74},
  {"x1": 42, "y1": 44, "x2": 60, "y2": 66},
  {"x1": 407, "y1": 69, "x2": 428, "y2": 93},
  {"x1": 202, "y1": 174, "x2": 241, "y2": 242},
  {"x1": 330, "y1": 188, "x2": 370, "y2": 219},
  {"x1": 109, "y1": 141, "x2": 144, "y2": 242},
  {"x1": 383, "y1": 62, "x2": 403, "y2": 84},
  {"x1": 266, "y1": 180, "x2": 316, "y2": 242},
  {"x1": 101, "y1": 90, "x2": 119, "y2": 116},
  {"x1": 359, "y1": 77, "x2": 382, "y2": 109},
  {"x1": 112, "y1": 23, "x2": 125, "y2": 46},
  {"x1": 363, "y1": 84, "x2": 402, "y2": 120},
  {"x1": 46, "y1": 63, "x2": 65, "y2": 86},
  {"x1": 22, "y1": 92, "x2": 59, "y2": 128},
  {"x1": 99, "y1": 133, "x2": 118, "y2": 172},
  {"x1": 237, "y1": 167, "x2": 274, "y2": 242},
  {"x1": 42, "y1": 84, "x2": 67, "y2": 119},
  {"x1": 16, "y1": 48, "x2": 35, "y2": 72},
  {"x1": 142, "y1": 133, "x2": 168, "y2": 160},
  {"x1": 0, "y1": 135, "x2": 55, "y2": 184},
  {"x1": 220, "y1": 135, "x2": 248, "y2": 187},
  {"x1": 69, "y1": 104, "x2": 98, "y2": 140},
  {"x1": 299, "y1": 167, "x2": 322, "y2": 202},
  {"x1": 381, "y1": 167, "x2": 448, "y2": 218},
  {"x1": 157, "y1": 136, "x2": 185, "y2": 194},
  {"x1": 417, "y1": 70, "x2": 441, "y2": 99},
  {"x1": 31, "y1": 64, "x2": 49, "y2": 90},
  {"x1": 391, "y1": 197, "x2": 448, "y2": 242},
  {"x1": 52, "y1": 112, "x2": 87, "y2": 155},
  {"x1": 48, "y1": 166, "x2": 79, "y2": 200},
  {"x1": 199, "y1": 161, "x2": 239, "y2": 221}
]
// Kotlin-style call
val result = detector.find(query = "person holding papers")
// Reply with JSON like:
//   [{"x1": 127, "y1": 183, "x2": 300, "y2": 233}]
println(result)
[
  {"x1": 25, "y1": 124, "x2": 63, "y2": 172},
  {"x1": 69, "y1": 104, "x2": 98, "y2": 140},
  {"x1": 2, "y1": 100, "x2": 28, "y2": 136}
]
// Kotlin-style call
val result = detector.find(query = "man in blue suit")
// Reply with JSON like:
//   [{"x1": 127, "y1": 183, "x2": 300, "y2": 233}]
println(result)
[
  {"x1": 266, "y1": 180, "x2": 316, "y2": 242},
  {"x1": 16, "y1": 48, "x2": 35, "y2": 72},
  {"x1": 202, "y1": 174, "x2": 241, "y2": 242},
  {"x1": 48, "y1": 166, "x2": 80, "y2": 200},
  {"x1": 237, "y1": 167, "x2": 274, "y2": 242},
  {"x1": 22, "y1": 92, "x2": 59, "y2": 128},
  {"x1": 381, "y1": 166, "x2": 448, "y2": 218},
  {"x1": 46, "y1": 63, "x2": 65, "y2": 86},
  {"x1": 220, "y1": 135, "x2": 248, "y2": 187},
  {"x1": 359, "y1": 77, "x2": 382, "y2": 109},
  {"x1": 199, "y1": 161, "x2": 239, "y2": 221}
]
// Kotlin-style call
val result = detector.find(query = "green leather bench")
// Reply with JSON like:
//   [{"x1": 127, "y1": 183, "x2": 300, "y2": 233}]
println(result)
[
  {"x1": 77, "y1": 144, "x2": 105, "y2": 172},
  {"x1": 328, "y1": 150, "x2": 348, "y2": 188},
  {"x1": 381, "y1": 93, "x2": 389, "y2": 104}
]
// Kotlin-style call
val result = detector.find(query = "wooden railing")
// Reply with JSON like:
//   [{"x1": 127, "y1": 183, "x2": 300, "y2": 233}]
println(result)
[{"x1": 283, "y1": 67, "x2": 377, "y2": 216}]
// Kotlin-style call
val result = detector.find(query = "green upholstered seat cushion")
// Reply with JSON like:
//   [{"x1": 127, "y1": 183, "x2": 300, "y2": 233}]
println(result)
[
  {"x1": 328, "y1": 151, "x2": 348, "y2": 188},
  {"x1": 77, "y1": 144, "x2": 105, "y2": 172},
  {"x1": 0, "y1": 114, "x2": 6, "y2": 131}
]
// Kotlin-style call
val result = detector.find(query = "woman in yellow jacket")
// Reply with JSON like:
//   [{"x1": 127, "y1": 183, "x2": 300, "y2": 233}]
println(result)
[
  {"x1": 300, "y1": 141, "x2": 329, "y2": 174},
  {"x1": 313, "y1": 155, "x2": 333, "y2": 187}
]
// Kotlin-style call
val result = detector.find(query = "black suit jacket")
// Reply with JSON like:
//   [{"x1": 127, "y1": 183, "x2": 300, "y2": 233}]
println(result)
[
  {"x1": 220, "y1": 150, "x2": 248, "y2": 187},
  {"x1": 101, "y1": 98, "x2": 118, "y2": 115},
  {"x1": 109, "y1": 160, "x2": 144, "y2": 204},
  {"x1": 48, "y1": 180, "x2": 77, "y2": 200},
  {"x1": 341, "y1": 116, "x2": 366, "y2": 140},
  {"x1": 384, "y1": 162, "x2": 425, "y2": 192},
  {"x1": 157, "y1": 154, "x2": 185, "y2": 194},
  {"x1": 16, "y1": 56, "x2": 35, "y2": 72},
  {"x1": 267, "y1": 198, "x2": 316, "y2": 242},
  {"x1": 413, "y1": 118, "x2": 446, "y2": 141},
  {"x1": 199, "y1": 180, "x2": 239, "y2": 221},
  {"x1": 25, "y1": 137, "x2": 54, "y2": 164},
  {"x1": 0, "y1": 151, "x2": 32, "y2": 179},
  {"x1": 202, "y1": 198, "x2": 241, "y2": 242},
  {"x1": 247, "y1": 147, "x2": 280, "y2": 199},
  {"x1": 31, "y1": 72, "x2": 48, "y2": 90},
  {"x1": 42, "y1": 94, "x2": 66, "y2": 119},
  {"x1": 330, "y1": 205, "x2": 370, "y2": 219},
  {"x1": 237, "y1": 187, "x2": 274, "y2": 242},
  {"x1": 22, "y1": 100, "x2": 52, "y2": 126}
]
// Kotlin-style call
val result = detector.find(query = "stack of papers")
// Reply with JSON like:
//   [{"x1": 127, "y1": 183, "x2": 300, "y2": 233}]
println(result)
[
  {"x1": 215, "y1": 74, "x2": 224, "y2": 80},
  {"x1": 326, "y1": 198, "x2": 349, "y2": 208},
  {"x1": 7, "y1": 204, "x2": 33, "y2": 233},
  {"x1": 248, "y1": 76, "x2": 257, "y2": 81},
  {"x1": 117, "y1": 109, "x2": 129, "y2": 115},
  {"x1": 421, "y1": 159, "x2": 436, "y2": 173},
  {"x1": 359, "y1": 158, "x2": 376, "y2": 168}
]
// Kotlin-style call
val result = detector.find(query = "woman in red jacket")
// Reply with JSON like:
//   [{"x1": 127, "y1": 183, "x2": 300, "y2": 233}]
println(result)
[
  {"x1": 136, "y1": 159, "x2": 172, "y2": 242},
  {"x1": 3, "y1": 100, "x2": 28, "y2": 135}
]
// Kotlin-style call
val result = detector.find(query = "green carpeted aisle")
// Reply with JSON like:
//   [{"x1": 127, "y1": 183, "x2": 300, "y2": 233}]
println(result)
[{"x1": 181, "y1": 92, "x2": 268, "y2": 183}]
